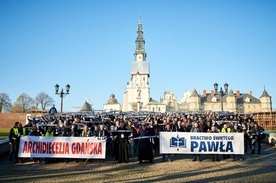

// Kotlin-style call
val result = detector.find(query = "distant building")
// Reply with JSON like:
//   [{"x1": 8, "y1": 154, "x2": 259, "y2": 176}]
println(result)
[
  {"x1": 104, "y1": 94, "x2": 121, "y2": 112},
  {"x1": 179, "y1": 90, "x2": 191, "y2": 111},
  {"x1": 80, "y1": 101, "x2": 93, "y2": 112},
  {"x1": 119, "y1": 18, "x2": 273, "y2": 113},
  {"x1": 144, "y1": 98, "x2": 166, "y2": 113},
  {"x1": 160, "y1": 90, "x2": 179, "y2": 112},
  {"x1": 178, "y1": 88, "x2": 272, "y2": 113}
]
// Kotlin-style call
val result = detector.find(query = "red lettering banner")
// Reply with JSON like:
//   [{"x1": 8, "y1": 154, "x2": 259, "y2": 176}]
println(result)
[{"x1": 18, "y1": 136, "x2": 106, "y2": 159}]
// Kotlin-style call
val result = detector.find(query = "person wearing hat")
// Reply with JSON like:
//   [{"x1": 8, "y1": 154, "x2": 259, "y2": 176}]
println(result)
[{"x1": 138, "y1": 123, "x2": 154, "y2": 164}]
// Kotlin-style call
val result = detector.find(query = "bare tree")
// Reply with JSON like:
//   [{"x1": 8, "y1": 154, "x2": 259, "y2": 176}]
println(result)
[
  {"x1": 11, "y1": 93, "x2": 34, "y2": 113},
  {"x1": 35, "y1": 92, "x2": 54, "y2": 110},
  {"x1": 0, "y1": 93, "x2": 12, "y2": 112}
]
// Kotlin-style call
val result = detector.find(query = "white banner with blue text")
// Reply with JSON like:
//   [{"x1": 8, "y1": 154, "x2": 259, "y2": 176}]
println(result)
[
  {"x1": 160, "y1": 132, "x2": 244, "y2": 154},
  {"x1": 18, "y1": 136, "x2": 106, "y2": 159}
]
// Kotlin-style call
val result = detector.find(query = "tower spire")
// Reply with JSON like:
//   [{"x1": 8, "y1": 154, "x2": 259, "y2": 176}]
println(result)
[
  {"x1": 135, "y1": 12, "x2": 146, "y2": 59},
  {"x1": 139, "y1": 9, "x2": 142, "y2": 24}
]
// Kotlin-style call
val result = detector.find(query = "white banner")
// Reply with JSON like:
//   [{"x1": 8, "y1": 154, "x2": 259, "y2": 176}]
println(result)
[
  {"x1": 18, "y1": 136, "x2": 106, "y2": 159},
  {"x1": 160, "y1": 132, "x2": 244, "y2": 154}
]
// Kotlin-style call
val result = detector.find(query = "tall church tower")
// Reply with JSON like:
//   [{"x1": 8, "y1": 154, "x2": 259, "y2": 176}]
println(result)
[{"x1": 123, "y1": 18, "x2": 150, "y2": 112}]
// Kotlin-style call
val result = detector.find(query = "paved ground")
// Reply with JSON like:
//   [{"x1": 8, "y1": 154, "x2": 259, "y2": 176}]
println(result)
[{"x1": 0, "y1": 143, "x2": 275, "y2": 183}]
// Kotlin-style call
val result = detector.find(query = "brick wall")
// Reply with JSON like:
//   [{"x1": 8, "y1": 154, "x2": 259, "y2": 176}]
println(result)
[{"x1": 0, "y1": 113, "x2": 27, "y2": 130}]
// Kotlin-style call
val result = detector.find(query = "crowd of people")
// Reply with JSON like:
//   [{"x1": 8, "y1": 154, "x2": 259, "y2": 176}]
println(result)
[{"x1": 8, "y1": 110, "x2": 265, "y2": 165}]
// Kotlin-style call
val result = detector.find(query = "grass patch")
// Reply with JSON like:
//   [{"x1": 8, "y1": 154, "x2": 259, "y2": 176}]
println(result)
[
  {"x1": 0, "y1": 129, "x2": 9, "y2": 136},
  {"x1": 268, "y1": 130, "x2": 276, "y2": 133}
]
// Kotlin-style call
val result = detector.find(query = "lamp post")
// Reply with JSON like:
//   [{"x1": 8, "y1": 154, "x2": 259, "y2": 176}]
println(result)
[
  {"x1": 214, "y1": 83, "x2": 228, "y2": 112},
  {"x1": 55, "y1": 84, "x2": 70, "y2": 113}
]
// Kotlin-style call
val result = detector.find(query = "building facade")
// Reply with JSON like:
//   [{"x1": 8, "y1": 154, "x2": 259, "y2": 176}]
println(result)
[
  {"x1": 123, "y1": 19, "x2": 150, "y2": 112},
  {"x1": 104, "y1": 94, "x2": 121, "y2": 112},
  {"x1": 160, "y1": 90, "x2": 179, "y2": 112},
  {"x1": 178, "y1": 89, "x2": 272, "y2": 113}
]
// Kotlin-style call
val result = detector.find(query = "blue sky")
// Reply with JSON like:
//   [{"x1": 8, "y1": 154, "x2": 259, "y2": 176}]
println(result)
[{"x1": 1, "y1": 0, "x2": 275, "y2": 112}]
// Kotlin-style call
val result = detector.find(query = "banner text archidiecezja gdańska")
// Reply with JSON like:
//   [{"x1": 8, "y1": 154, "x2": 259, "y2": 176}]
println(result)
[
  {"x1": 18, "y1": 136, "x2": 106, "y2": 159},
  {"x1": 160, "y1": 132, "x2": 244, "y2": 154}
]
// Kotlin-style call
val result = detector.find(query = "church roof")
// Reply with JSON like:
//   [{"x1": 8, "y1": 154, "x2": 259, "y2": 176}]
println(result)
[
  {"x1": 148, "y1": 98, "x2": 159, "y2": 105},
  {"x1": 201, "y1": 94, "x2": 223, "y2": 103},
  {"x1": 134, "y1": 16, "x2": 146, "y2": 55},
  {"x1": 236, "y1": 94, "x2": 261, "y2": 104},
  {"x1": 200, "y1": 91, "x2": 261, "y2": 104},
  {"x1": 107, "y1": 94, "x2": 119, "y2": 104},
  {"x1": 260, "y1": 89, "x2": 270, "y2": 97},
  {"x1": 190, "y1": 89, "x2": 200, "y2": 97},
  {"x1": 80, "y1": 101, "x2": 93, "y2": 112},
  {"x1": 164, "y1": 90, "x2": 173, "y2": 94},
  {"x1": 228, "y1": 89, "x2": 235, "y2": 96}
]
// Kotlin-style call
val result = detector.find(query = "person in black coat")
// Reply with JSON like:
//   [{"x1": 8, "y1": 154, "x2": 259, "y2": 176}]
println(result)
[
  {"x1": 116, "y1": 122, "x2": 130, "y2": 163},
  {"x1": 138, "y1": 123, "x2": 154, "y2": 164},
  {"x1": 152, "y1": 119, "x2": 162, "y2": 154},
  {"x1": 251, "y1": 122, "x2": 264, "y2": 154},
  {"x1": 9, "y1": 122, "x2": 19, "y2": 164}
]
